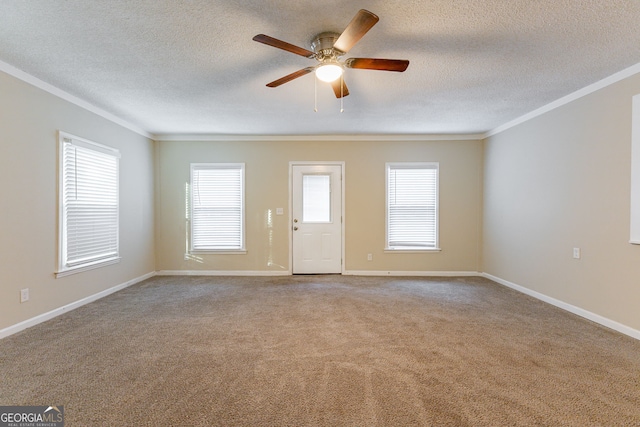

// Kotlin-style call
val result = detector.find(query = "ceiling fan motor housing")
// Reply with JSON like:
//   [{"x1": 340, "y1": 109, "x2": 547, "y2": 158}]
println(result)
[{"x1": 311, "y1": 32, "x2": 342, "y2": 61}]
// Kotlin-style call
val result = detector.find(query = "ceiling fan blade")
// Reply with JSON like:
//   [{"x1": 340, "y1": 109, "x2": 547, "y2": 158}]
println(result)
[
  {"x1": 345, "y1": 58, "x2": 409, "y2": 72},
  {"x1": 266, "y1": 67, "x2": 315, "y2": 88},
  {"x1": 333, "y1": 9, "x2": 379, "y2": 53},
  {"x1": 253, "y1": 34, "x2": 316, "y2": 58},
  {"x1": 330, "y1": 78, "x2": 349, "y2": 98}
]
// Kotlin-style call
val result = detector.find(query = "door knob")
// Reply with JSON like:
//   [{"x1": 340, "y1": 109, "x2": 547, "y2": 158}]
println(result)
[
  {"x1": 294, "y1": 219, "x2": 298, "y2": 223},
  {"x1": 293, "y1": 226, "x2": 298, "y2": 231}
]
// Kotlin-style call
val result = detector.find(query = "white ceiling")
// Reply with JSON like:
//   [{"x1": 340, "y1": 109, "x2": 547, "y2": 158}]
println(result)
[{"x1": 2, "y1": 0, "x2": 640, "y2": 138}]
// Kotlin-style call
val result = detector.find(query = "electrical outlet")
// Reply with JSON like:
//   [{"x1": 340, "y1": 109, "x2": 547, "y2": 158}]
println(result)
[
  {"x1": 367, "y1": 253, "x2": 373, "y2": 261},
  {"x1": 573, "y1": 248, "x2": 581, "y2": 259},
  {"x1": 20, "y1": 288, "x2": 29, "y2": 303}
]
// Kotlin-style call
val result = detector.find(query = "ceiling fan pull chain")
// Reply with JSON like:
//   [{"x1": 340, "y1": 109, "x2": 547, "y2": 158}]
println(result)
[
  {"x1": 314, "y1": 74, "x2": 318, "y2": 112},
  {"x1": 340, "y1": 74, "x2": 344, "y2": 113}
]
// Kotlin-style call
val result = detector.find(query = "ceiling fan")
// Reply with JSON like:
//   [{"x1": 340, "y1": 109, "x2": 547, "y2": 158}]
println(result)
[{"x1": 253, "y1": 9, "x2": 409, "y2": 98}]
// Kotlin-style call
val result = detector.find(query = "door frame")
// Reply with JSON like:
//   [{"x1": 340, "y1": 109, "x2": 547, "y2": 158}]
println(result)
[{"x1": 289, "y1": 161, "x2": 345, "y2": 275}]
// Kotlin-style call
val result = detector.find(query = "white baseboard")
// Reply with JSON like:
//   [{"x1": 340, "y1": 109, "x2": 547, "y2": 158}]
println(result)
[
  {"x1": 482, "y1": 273, "x2": 640, "y2": 341},
  {"x1": 156, "y1": 270, "x2": 291, "y2": 276},
  {"x1": 0, "y1": 271, "x2": 156, "y2": 340},
  {"x1": 343, "y1": 270, "x2": 479, "y2": 277}
]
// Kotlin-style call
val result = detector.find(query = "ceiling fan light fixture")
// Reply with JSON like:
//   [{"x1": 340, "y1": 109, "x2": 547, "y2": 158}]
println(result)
[{"x1": 315, "y1": 63, "x2": 343, "y2": 82}]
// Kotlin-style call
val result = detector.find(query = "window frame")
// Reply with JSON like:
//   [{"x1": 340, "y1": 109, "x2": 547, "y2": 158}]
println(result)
[
  {"x1": 56, "y1": 131, "x2": 121, "y2": 278},
  {"x1": 631, "y1": 94, "x2": 640, "y2": 244},
  {"x1": 189, "y1": 163, "x2": 246, "y2": 254},
  {"x1": 385, "y1": 162, "x2": 440, "y2": 252}
]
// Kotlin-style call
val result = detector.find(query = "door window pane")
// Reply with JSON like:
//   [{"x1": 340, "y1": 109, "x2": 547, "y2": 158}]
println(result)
[{"x1": 303, "y1": 174, "x2": 331, "y2": 222}]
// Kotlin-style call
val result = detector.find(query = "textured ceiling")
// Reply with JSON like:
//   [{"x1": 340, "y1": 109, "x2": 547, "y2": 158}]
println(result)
[{"x1": 1, "y1": 0, "x2": 640, "y2": 137}]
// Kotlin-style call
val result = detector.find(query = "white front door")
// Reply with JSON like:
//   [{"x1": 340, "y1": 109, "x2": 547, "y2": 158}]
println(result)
[{"x1": 292, "y1": 164, "x2": 343, "y2": 274}]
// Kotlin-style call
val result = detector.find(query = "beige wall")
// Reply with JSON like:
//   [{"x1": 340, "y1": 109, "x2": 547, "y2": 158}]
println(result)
[
  {"x1": 0, "y1": 71, "x2": 155, "y2": 331},
  {"x1": 156, "y1": 138, "x2": 483, "y2": 274},
  {"x1": 483, "y1": 73, "x2": 640, "y2": 331}
]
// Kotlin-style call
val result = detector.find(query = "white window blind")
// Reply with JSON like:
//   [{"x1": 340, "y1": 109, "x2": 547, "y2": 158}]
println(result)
[
  {"x1": 58, "y1": 133, "x2": 120, "y2": 275},
  {"x1": 386, "y1": 163, "x2": 439, "y2": 250},
  {"x1": 190, "y1": 163, "x2": 245, "y2": 251}
]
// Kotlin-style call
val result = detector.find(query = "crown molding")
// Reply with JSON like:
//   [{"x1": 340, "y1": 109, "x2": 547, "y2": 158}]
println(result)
[
  {"x1": 0, "y1": 60, "x2": 152, "y2": 140},
  {"x1": 153, "y1": 133, "x2": 485, "y2": 142},
  {"x1": 484, "y1": 61, "x2": 640, "y2": 139}
]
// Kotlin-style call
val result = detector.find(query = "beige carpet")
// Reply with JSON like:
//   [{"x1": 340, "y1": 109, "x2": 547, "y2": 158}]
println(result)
[{"x1": 1, "y1": 275, "x2": 639, "y2": 426}]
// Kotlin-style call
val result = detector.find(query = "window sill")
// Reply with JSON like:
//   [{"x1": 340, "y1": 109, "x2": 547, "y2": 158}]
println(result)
[
  {"x1": 189, "y1": 250, "x2": 247, "y2": 255},
  {"x1": 384, "y1": 248, "x2": 442, "y2": 253},
  {"x1": 56, "y1": 257, "x2": 121, "y2": 278}
]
